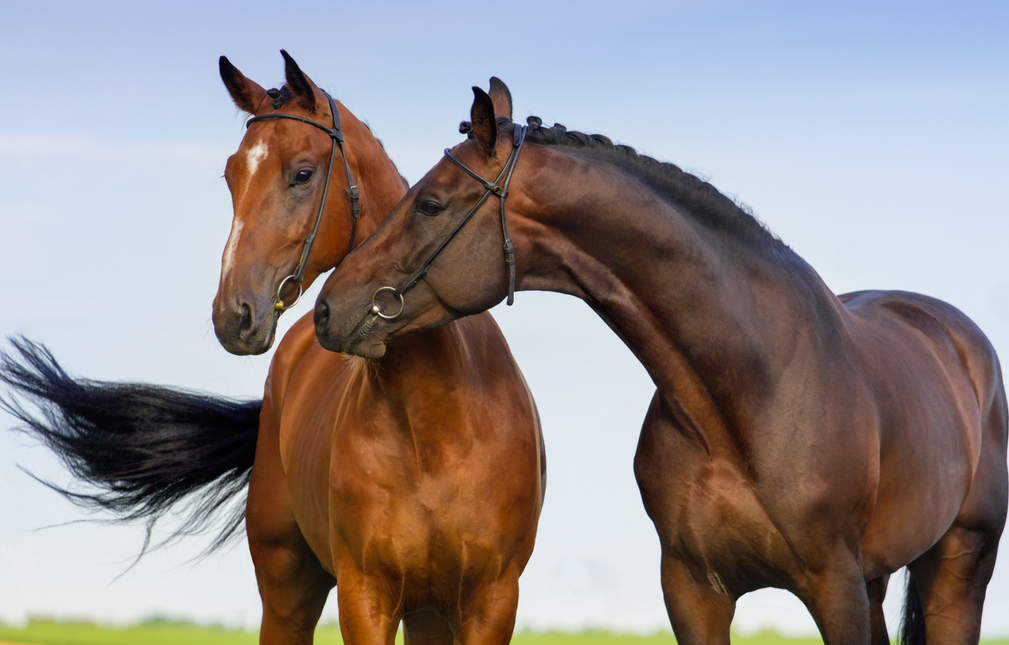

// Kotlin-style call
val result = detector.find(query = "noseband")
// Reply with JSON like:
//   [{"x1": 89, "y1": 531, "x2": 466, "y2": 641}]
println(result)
[
  {"x1": 246, "y1": 92, "x2": 360, "y2": 311},
  {"x1": 371, "y1": 125, "x2": 527, "y2": 321}
]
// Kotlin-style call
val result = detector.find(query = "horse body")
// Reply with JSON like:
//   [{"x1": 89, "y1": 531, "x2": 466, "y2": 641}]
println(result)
[
  {"x1": 257, "y1": 313, "x2": 542, "y2": 641},
  {"x1": 313, "y1": 83, "x2": 1006, "y2": 644},
  {"x1": 1, "y1": 58, "x2": 544, "y2": 645},
  {"x1": 217, "y1": 56, "x2": 546, "y2": 645}
]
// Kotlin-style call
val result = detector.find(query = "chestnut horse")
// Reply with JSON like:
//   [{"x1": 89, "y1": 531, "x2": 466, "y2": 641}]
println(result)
[
  {"x1": 0, "y1": 58, "x2": 545, "y2": 645},
  {"x1": 312, "y1": 80, "x2": 1008, "y2": 645}
]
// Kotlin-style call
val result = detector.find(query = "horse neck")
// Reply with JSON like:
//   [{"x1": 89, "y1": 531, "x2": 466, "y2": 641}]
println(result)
[
  {"x1": 341, "y1": 108, "x2": 482, "y2": 399},
  {"x1": 339, "y1": 107, "x2": 407, "y2": 241},
  {"x1": 516, "y1": 146, "x2": 847, "y2": 448},
  {"x1": 359, "y1": 315, "x2": 506, "y2": 450}
]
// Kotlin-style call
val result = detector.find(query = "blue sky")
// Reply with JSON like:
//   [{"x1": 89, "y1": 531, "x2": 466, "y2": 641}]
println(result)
[{"x1": 2, "y1": 0, "x2": 1008, "y2": 636}]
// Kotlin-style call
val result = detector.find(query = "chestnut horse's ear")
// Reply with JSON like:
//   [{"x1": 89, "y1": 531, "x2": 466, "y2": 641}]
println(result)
[
  {"x1": 281, "y1": 49, "x2": 319, "y2": 114},
  {"x1": 487, "y1": 77, "x2": 512, "y2": 121},
  {"x1": 470, "y1": 87, "x2": 497, "y2": 157},
  {"x1": 219, "y1": 56, "x2": 268, "y2": 114}
]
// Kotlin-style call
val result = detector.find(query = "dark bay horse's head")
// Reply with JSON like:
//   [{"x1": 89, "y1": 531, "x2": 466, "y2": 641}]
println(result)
[
  {"x1": 313, "y1": 79, "x2": 528, "y2": 358},
  {"x1": 213, "y1": 51, "x2": 361, "y2": 355}
]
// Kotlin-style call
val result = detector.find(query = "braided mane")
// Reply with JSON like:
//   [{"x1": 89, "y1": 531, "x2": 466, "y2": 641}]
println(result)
[{"x1": 464, "y1": 116, "x2": 788, "y2": 254}]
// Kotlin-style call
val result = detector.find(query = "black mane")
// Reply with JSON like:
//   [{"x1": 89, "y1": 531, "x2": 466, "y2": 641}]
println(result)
[{"x1": 485, "y1": 116, "x2": 787, "y2": 253}]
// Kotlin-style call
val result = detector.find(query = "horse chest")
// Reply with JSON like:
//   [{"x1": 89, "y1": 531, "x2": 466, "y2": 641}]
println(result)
[
  {"x1": 635, "y1": 400, "x2": 812, "y2": 592},
  {"x1": 324, "y1": 430, "x2": 537, "y2": 597}
]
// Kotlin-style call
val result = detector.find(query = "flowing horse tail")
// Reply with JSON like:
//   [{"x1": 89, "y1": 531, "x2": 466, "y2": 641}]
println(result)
[
  {"x1": 900, "y1": 573, "x2": 926, "y2": 645},
  {"x1": 0, "y1": 337, "x2": 260, "y2": 553}
]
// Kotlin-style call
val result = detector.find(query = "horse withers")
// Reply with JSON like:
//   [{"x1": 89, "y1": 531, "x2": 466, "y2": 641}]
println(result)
[
  {"x1": 1, "y1": 57, "x2": 545, "y2": 645},
  {"x1": 312, "y1": 79, "x2": 1008, "y2": 645}
]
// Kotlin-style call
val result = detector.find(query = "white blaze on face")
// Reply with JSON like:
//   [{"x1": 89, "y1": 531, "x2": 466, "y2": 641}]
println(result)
[
  {"x1": 222, "y1": 140, "x2": 269, "y2": 279},
  {"x1": 245, "y1": 140, "x2": 268, "y2": 178},
  {"x1": 222, "y1": 219, "x2": 244, "y2": 279}
]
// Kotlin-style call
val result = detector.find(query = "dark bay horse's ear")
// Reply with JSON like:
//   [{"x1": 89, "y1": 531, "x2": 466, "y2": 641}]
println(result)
[
  {"x1": 219, "y1": 56, "x2": 268, "y2": 114},
  {"x1": 487, "y1": 77, "x2": 512, "y2": 121},
  {"x1": 281, "y1": 49, "x2": 319, "y2": 114},
  {"x1": 471, "y1": 87, "x2": 497, "y2": 157}
]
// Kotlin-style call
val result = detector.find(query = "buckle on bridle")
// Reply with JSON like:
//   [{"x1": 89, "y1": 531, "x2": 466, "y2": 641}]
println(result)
[{"x1": 503, "y1": 240, "x2": 515, "y2": 266}]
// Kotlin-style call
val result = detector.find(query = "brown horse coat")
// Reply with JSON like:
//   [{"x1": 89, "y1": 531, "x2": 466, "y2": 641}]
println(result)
[
  {"x1": 312, "y1": 80, "x2": 1007, "y2": 645},
  {"x1": 214, "y1": 58, "x2": 546, "y2": 645},
  {"x1": 0, "y1": 59, "x2": 545, "y2": 645}
]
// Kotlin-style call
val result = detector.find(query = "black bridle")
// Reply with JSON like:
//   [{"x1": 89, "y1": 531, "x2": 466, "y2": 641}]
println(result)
[
  {"x1": 246, "y1": 91, "x2": 360, "y2": 311},
  {"x1": 370, "y1": 125, "x2": 528, "y2": 320}
]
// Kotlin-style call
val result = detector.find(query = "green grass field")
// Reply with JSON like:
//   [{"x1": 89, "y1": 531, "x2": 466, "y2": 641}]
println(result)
[
  {"x1": 2, "y1": 620, "x2": 1008, "y2": 645},
  {"x1": 0, "y1": 621, "x2": 800, "y2": 645}
]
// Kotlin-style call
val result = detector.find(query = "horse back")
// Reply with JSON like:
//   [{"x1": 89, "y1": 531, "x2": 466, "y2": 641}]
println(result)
[{"x1": 841, "y1": 289, "x2": 1003, "y2": 439}]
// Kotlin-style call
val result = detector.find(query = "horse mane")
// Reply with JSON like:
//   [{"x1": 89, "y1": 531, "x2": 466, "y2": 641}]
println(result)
[
  {"x1": 474, "y1": 117, "x2": 788, "y2": 254},
  {"x1": 365, "y1": 126, "x2": 410, "y2": 190}
]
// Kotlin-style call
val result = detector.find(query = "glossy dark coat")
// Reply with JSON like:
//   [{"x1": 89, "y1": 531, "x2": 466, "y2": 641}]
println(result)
[{"x1": 313, "y1": 80, "x2": 1008, "y2": 645}]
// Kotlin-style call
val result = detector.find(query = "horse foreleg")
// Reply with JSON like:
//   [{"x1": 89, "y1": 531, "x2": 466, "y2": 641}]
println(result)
[
  {"x1": 334, "y1": 570, "x2": 400, "y2": 645},
  {"x1": 250, "y1": 531, "x2": 334, "y2": 644},
  {"x1": 456, "y1": 569, "x2": 521, "y2": 645},
  {"x1": 659, "y1": 555, "x2": 734, "y2": 645},
  {"x1": 866, "y1": 575, "x2": 890, "y2": 645},
  {"x1": 795, "y1": 553, "x2": 871, "y2": 645}
]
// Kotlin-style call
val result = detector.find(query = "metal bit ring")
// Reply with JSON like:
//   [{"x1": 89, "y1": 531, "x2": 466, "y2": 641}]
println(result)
[
  {"x1": 371, "y1": 286, "x2": 405, "y2": 320},
  {"x1": 275, "y1": 275, "x2": 304, "y2": 311}
]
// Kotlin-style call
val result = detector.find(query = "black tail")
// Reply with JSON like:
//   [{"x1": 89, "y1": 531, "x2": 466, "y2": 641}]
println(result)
[
  {"x1": 0, "y1": 337, "x2": 261, "y2": 554},
  {"x1": 900, "y1": 572, "x2": 927, "y2": 645}
]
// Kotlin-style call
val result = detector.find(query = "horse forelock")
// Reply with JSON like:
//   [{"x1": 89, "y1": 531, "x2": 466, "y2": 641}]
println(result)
[
  {"x1": 487, "y1": 117, "x2": 788, "y2": 256},
  {"x1": 250, "y1": 85, "x2": 321, "y2": 115}
]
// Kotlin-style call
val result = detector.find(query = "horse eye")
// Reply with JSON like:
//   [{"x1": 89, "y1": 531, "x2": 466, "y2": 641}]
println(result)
[
  {"x1": 419, "y1": 200, "x2": 444, "y2": 216},
  {"x1": 293, "y1": 169, "x2": 314, "y2": 185}
]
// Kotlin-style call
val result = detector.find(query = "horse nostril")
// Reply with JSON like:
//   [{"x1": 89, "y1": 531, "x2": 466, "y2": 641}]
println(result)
[
  {"x1": 314, "y1": 300, "x2": 330, "y2": 332},
  {"x1": 239, "y1": 303, "x2": 255, "y2": 337}
]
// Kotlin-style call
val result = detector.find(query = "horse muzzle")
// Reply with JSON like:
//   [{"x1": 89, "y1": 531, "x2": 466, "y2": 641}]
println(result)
[{"x1": 212, "y1": 295, "x2": 278, "y2": 355}]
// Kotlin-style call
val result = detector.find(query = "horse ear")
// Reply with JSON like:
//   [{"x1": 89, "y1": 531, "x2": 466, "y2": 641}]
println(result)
[
  {"x1": 487, "y1": 77, "x2": 512, "y2": 121},
  {"x1": 470, "y1": 87, "x2": 498, "y2": 157},
  {"x1": 219, "y1": 56, "x2": 268, "y2": 114},
  {"x1": 281, "y1": 49, "x2": 319, "y2": 114}
]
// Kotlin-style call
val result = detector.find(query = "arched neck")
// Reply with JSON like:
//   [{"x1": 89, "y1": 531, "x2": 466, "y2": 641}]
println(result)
[
  {"x1": 511, "y1": 145, "x2": 848, "y2": 446},
  {"x1": 339, "y1": 109, "x2": 408, "y2": 245}
]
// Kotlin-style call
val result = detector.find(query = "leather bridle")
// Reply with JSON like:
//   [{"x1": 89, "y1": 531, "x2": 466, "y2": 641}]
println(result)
[
  {"x1": 370, "y1": 124, "x2": 528, "y2": 321},
  {"x1": 246, "y1": 91, "x2": 360, "y2": 311}
]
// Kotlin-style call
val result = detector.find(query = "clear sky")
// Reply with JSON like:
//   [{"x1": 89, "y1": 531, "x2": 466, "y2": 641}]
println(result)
[{"x1": 1, "y1": 0, "x2": 1008, "y2": 637}]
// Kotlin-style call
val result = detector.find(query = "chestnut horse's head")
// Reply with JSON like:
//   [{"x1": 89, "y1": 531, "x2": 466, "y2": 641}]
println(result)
[
  {"x1": 213, "y1": 51, "x2": 361, "y2": 355},
  {"x1": 313, "y1": 79, "x2": 526, "y2": 358}
]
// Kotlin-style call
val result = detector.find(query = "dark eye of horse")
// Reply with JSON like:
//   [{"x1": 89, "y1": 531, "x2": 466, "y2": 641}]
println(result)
[
  {"x1": 293, "y1": 169, "x2": 314, "y2": 185},
  {"x1": 419, "y1": 200, "x2": 443, "y2": 216}
]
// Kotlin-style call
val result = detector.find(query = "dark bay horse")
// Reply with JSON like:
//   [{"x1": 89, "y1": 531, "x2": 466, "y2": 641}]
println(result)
[
  {"x1": 0, "y1": 58, "x2": 545, "y2": 645},
  {"x1": 312, "y1": 80, "x2": 1008, "y2": 645}
]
